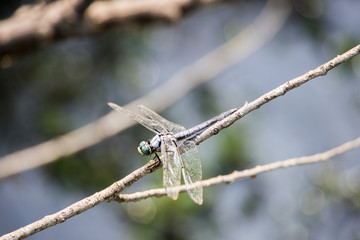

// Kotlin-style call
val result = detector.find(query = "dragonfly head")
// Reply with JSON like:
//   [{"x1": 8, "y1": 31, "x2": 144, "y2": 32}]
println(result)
[{"x1": 137, "y1": 141, "x2": 152, "y2": 156}]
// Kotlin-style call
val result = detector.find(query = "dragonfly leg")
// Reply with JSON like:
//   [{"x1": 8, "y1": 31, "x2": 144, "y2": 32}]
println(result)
[
  {"x1": 147, "y1": 154, "x2": 162, "y2": 172},
  {"x1": 154, "y1": 152, "x2": 161, "y2": 162}
]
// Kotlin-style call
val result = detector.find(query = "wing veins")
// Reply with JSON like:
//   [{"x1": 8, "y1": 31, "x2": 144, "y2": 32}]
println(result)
[{"x1": 108, "y1": 102, "x2": 165, "y2": 134}]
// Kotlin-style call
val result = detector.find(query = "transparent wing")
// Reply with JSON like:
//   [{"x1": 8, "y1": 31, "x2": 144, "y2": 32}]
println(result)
[
  {"x1": 178, "y1": 140, "x2": 203, "y2": 205},
  {"x1": 138, "y1": 105, "x2": 185, "y2": 134},
  {"x1": 161, "y1": 136, "x2": 181, "y2": 200},
  {"x1": 108, "y1": 102, "x2": 166, "y2": 134}
]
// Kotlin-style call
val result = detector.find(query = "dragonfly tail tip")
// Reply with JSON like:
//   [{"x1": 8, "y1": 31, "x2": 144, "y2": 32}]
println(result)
[{"x1": 108, "y1": 102, "x2": 121, "y2": 110}]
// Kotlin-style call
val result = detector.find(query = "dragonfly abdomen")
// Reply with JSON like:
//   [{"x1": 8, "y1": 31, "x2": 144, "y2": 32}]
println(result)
[{"x1": 174, "y1": 108, "x2": 238, "y2": 140}]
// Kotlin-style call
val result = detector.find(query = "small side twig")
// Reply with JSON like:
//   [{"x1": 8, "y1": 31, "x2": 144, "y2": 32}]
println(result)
[{"x1": 115, "y1": 136, "x2": 360, "y2": 203}]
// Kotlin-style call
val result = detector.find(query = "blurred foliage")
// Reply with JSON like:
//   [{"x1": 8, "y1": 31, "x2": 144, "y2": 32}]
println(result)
[
  {"x1": 215, "y1": 128, "x2": 252, "y2": 173},
  {"x1": 291, "y1": 0, "x2": 326, "y2": 40},
  {"x1": 45, "y1": 151, "x2": 118, "y2": 191},
  {"x1": 120, "y1": 193, "x2": 213, "y2": 240},
  {"x1": 195, "y1": 85, "x2": 220, "y2": 115},
  {"x1": 311, "y1": 163, "x2": 360, "y2": 211}
]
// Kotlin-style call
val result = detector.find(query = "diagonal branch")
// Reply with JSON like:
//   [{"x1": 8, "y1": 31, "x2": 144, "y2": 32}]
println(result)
[
  {"x1": 115, "y1": 136, "x2": 360, "y2": 203},
  {"x1": 0, "y1": 158, "x2": 162, "y2": 240},
  {"x1": 194, "y1": 44, "x2": 360, "y2": 145}
]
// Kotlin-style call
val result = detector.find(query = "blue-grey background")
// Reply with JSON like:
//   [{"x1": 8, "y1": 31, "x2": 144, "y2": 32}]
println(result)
[{"x1": 1, "y1": 0, "x2": 360, "y2": 239}]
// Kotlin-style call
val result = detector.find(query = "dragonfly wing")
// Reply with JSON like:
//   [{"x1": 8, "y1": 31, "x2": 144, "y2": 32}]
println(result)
[
  {"x1": 108, "y1": 102, "x2": 165, "y2": 134},
  {"x1": 138, "y1": 105, "x2": 185, "y2": 134},
  {"x1": 178, "y1": 140, "x2": 203, "y2": 205},
  {"x1": 161, "y1": 136, "x2": 181, "y2": 200}
]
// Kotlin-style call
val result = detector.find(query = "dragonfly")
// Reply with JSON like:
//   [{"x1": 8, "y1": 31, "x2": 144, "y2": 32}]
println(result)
[{"x1": 108, "y1": 102, "x2": 237, "y2": 205}]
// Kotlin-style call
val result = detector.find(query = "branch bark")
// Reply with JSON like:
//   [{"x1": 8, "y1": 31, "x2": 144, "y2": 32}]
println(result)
[
  {"x1": 0, "y1": 0, "x2": 220, "y2": 59},
  {"x1": 194, "y1": 44, "x2": 360, "y2": 144},
  {"x1": 0, "y1": 0, "x2": 93, "y2": 59},
  {"x1": 0, "y1": 159, "x2": 162, "y2": 240}
]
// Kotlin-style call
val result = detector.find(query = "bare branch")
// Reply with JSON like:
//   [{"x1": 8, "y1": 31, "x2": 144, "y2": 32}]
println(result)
[
  {"x1": 0, "y1": 159, "x2": 162, "y2": 240},
  {"x1": 0, "y1": 0, "x2": 290, "y2": 179},
  {"x1": 0, "y1": 0, "x2": 93, "y2": 59},
  {"x1": 194, "y1": 44, "x2": 360, "y2": 144},
  {"x1": 115, "y1": 136, "x2": 360, "y2": 203},
  {"x1": 0, "y1": 0, "x2": 223, "y2": 59},
  {"x1": 86, "y1": 0, "x2": 201, "y2": 25}
]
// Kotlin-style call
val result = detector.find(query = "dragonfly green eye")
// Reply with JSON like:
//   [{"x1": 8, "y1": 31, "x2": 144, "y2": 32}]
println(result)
[{"x1": 137, "y1": 141, "x2": 151, "y2": 156}]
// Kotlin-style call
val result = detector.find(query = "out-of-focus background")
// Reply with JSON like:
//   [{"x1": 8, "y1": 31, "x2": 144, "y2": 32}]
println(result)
[{"x1": 1, "y1": 0, "x2": 360, "y2": 239}]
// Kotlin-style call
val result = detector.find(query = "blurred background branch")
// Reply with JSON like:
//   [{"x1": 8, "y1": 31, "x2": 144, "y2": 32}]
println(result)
[
  {"x1": 0, "y1": 0, "x2": 232, "y2": 60},
  {"x1": 0, "y1": 0, "x2": 93, "y2": 60},
  {"x1": 0, "y1": 0, "x2": 291, "y2": 179}
]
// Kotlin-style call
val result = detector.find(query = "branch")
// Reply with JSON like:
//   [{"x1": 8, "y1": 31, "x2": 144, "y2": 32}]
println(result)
[
  {"x1": 86, "y1": 0, "x2": 210, "y2": 25},
  {"x1": 0, "y1": 159, "x2": 162, "y2": 240},
  {"x1": 0, "y1": 0, "x2": 290, "y2": 179},
  {"x1": 0, "y1": 0, "x2": 223, "y2": 59},
  {"x1": 0, "y1": 0, "x2": 93, "y2": 59},
  {"x1": 194, "y1": 44, "x2": 360, "y2": 144},
  {"x1": 115, "y1": 136, "x2": 360, "y2": 203}
]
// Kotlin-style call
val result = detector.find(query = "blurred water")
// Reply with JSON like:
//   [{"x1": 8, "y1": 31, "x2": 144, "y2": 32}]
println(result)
[{"x1": 1, "y1": 0, "x2": 360, "y2": 240}]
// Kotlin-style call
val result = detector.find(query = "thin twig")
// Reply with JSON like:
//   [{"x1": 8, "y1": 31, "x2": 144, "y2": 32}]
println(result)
[
  {"x1": 0, "y1": 0, "x2": 290, "y2": 179},
  {"x1": 115, "y1": 136, "x2": 360, "y2": 203}
]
